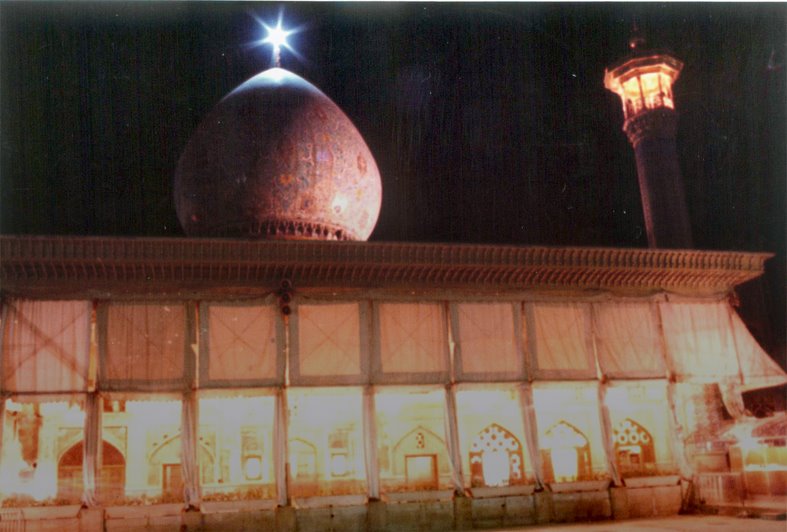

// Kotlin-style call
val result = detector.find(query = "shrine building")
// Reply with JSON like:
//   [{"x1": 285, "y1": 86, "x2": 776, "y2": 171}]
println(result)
[{"x1": 0, "y1": 28, "x2": 784, "y2": 532}]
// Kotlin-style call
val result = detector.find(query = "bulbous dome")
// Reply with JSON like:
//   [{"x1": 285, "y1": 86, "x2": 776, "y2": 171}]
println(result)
[{"x1": 174, "y1": 68, "x2": 382, "y2": 240}]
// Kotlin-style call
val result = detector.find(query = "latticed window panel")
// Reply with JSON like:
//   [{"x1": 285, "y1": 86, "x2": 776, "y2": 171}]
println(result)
[
  {"x1": 103, "y1": 304, "x2": 187, "y2": 387},
  {"x1": 528, "y1": 303, "x2": 594, "y2": 379},
  {"x1": 293, "y1": 303, "x2": 363, "y2": 382},
  {"x1": 660, "y1": 301, "x2": 739, "y2": 380},
  {"x1": 375, "y1": 303, "x2": 448, "y2": 382},
  {"x1": 1, "y1": 300, "x2": 91, "y2": 392},
  {"x1": 593, "y1": 302, "x2": 665, "y2": 378},
  {"x1": 205, "y1": 305, "x2": 279, "y2": 384},
  {"x1": 453, "y1": 303, "x2": 522, "y2": 379}
]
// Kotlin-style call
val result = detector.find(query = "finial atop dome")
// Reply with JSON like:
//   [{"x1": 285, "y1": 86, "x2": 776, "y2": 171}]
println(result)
[
  {"x1": 628, "y1": 22, "x2": 646, "y2": 51},
  {"x1": 262, "y1": 19, "x2": 293, "y2": 68},
  {"x1": 251, "y1": 10, "x2": 301, "y2": 69},
  {"x1": 175, "y1": 15, "x2": 381, "y2": 241}
]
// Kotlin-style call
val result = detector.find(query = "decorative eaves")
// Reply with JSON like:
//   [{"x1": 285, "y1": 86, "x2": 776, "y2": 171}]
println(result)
[{"x1": 0, "y1": 236, "x2": 770, "y2": 298}]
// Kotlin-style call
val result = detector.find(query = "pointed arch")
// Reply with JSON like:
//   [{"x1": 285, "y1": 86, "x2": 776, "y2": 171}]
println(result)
[
  {"x1": 613, "y1": 418, "x2": 656, "y2": 476},
  {"x1": 541, "y1": 421, "x2": 591, "y2": 483},
  {"x1": 392, "y1": 425, "x2": 445, "y2": 456},
  {"x1": 390, "y1": 425, "x2": 449, "y2": 488},
  {"x1": 57, "y1": 440, "x2": 126, "y2": 501},
  {"x1": 289, "y1": 437, "x2": 318, "y2": 481},
  {"x1": 469, "y1": 423, "x2": 525, "y2": 487},
  {"x1": 148, "y1": 433, "x2": 215, "y2": 498}
]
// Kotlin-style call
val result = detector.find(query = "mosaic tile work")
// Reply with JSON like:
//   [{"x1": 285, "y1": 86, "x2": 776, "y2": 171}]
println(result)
[{"x1": 175, "y1": 68, "x2": 382, "y2": 241}]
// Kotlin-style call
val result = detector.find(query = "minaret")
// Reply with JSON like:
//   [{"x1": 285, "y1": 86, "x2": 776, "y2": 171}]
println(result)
[{"x1": 604, "y1": 29, "x2": 693, "y2": 248}]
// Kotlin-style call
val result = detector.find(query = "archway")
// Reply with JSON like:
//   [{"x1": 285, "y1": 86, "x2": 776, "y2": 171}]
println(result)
[
  {"x1": 149, "y1": 434, "x2": 215, "y2": 501},
  {"x1": 469, "y1": 423, "x2": 525, "y2": 487},
  {"x1": 613, "y1": 418, "x2": 655, "y2": 476},
  {"x1": 392, "y1": 426, "x2": 448, "y2": 489},
  {"x1": 57, "y1": 440, "x2": 126, "y2": 501},
  {"x1": 289, "y1": 438, "x2": 318, "y2": 481},
  {"x1": 288, "y1": 438, "x2": 318, "y2": 497},
  {"x1": 541, "y1": 421, "x2": 591, "y2": 483}
]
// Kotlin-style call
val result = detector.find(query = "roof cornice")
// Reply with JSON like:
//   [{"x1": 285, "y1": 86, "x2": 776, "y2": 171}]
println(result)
[{"x1": 0, "y1": 235, "x2": 771, "y2": 298}]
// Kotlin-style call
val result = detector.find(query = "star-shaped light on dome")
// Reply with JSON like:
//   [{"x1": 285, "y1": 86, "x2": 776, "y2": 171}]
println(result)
[
  {"x1": 251, "y1": 10, "x2": 303, "y2": 68},
  {"x1": 262, "y1": 20, "x2": 292, "y2": 67}
]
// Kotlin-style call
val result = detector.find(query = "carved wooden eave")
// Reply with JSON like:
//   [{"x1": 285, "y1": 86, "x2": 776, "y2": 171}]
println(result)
[{"x1": 0, "y1": 235, "x2": 771, "y2": 299}]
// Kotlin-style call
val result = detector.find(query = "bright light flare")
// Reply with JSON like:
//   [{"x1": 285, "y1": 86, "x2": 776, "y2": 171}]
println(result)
[
  {"x1": 262, "y1": 21, "x2": 292, "y2": 50},
  {"x1": 249, "y1": 10, "x2": 305, "y2": 68}
]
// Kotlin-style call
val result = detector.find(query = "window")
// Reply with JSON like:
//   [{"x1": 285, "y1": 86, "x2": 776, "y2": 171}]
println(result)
[
  {"x1": 57, "y1": 440, "x2": 125, "y2": 503},
  {"x1": 374, "y1": 303, "x2": 449, "y2": 383},
  {"x1": 532, "y1": 384, "x2": 608, "y2": 483},
  {"x1": 100, "y1": 397, "x2": 182, "y2": 505},
  {"x1": 291, "y1": 302, "x2": 366, "y2": 384},
  {"x1": 102, "y1": 304, "x2": 188, "y2": 390},
  {"x1": 1, "y1": 300, "x2": 90, "y2": 393},
  {"x1": 527, "y1": 303, "x2": 594, "y2": 380},
  {"x1": 200, "y1": 303, "x2": 282, "y2": 386},
  {"x1": 455, "y1": 386, "x2": 531, "y2": 488},
  {"x1": 606, "y1": 382, "x2": 675, "y2": 477},
  {"x1": 375, "y1": 388, "x2": 452, "y2": 492},
  {"x1": 614, "y1": 419, "x2": 655, "y2": 476},
  {"x1": 593, "y1": 302, "x2": 665, "y2": 378},
  {"x1": 452, "y1": 303, "x2": 522, "y2": 380},
  {"x1": 286, "y1": 388, "x2": 365, "y2": 498},
  {"x1": 0, "y1": 398, "x2": 85, "y2": 506},
  {"x1": 198, "y1": 395, "x2": 276, "y2": 501},
  {"x1": 541, "y1": 421, "x2": 591, "y2": 482}
]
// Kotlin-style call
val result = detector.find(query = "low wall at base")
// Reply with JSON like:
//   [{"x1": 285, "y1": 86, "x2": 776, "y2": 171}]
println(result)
[
  {"x1": 3, "y1": 483, "x2": 686, "y2": 531},
  {"x1": 610, "y1": 485, "x2": 683, "y2": 520}
]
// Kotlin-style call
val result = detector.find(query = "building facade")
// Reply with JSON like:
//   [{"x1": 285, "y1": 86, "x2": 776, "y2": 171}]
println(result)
[
  {"x1": 1, "y1": 21, "x2": 784, "y2": 530},
  {"x1": 0, "y1": 237, "x2": 784, "y2": 530}
]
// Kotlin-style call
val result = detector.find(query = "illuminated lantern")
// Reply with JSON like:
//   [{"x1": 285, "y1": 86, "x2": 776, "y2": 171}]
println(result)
[{"x1": 604, "y1": 46, "x2": 682, "y2": 123}]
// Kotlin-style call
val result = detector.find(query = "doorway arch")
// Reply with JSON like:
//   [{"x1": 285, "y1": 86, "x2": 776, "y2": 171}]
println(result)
[
  {"x1": 57, "y1": 440, "x2": 126, "y2": 501},
  {"x1": 541, "y1": 421, "x2": 591, "y2": 482},
  {"x1": 469, "y1": 423, "x2": 525, "y2": 487}
]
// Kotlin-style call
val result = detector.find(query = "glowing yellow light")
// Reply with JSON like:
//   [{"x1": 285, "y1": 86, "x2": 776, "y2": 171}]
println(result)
[
  {"x1": 0, "y1": 399, "x2": 81, "y2": 502},
  {"x1": 604, "y1": 54, "x2": 683, "y2": 120}
]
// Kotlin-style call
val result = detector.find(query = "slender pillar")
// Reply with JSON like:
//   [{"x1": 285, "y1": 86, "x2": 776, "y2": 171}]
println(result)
[{"x1": 605, "y1": 33, "x2": 693, "y2": 249}]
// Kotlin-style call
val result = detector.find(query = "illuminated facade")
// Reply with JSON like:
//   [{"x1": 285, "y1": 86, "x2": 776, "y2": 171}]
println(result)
[
  {"x1": 0, "y1": 238, "x2": 784, "y2": 530},
  {"x1": 0, "y1": 31, "x2": 784, "y2": 531}
]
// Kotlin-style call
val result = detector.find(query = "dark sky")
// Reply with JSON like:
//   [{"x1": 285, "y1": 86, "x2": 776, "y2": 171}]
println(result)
[{"x1": 1, "y1": 2, "x2": 785, "y2": 360}]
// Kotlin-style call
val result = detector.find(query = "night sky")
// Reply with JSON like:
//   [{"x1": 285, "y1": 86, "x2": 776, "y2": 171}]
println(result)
[{"x1": 1, "y1": 2, "x2": 785, "y2": 362}]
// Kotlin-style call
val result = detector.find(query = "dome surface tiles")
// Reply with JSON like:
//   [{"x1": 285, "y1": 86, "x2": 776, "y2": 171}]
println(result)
[{"x1": 175, "y1": 68, "x2": 382, "y2": 241}]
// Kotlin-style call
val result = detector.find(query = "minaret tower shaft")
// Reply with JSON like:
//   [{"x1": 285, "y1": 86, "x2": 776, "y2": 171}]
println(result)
[{"x1": 605, "y1": 32, "x2": 693, "y2": 249}]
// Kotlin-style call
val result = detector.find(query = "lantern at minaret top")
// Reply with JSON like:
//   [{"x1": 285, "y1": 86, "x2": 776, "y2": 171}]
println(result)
[{"x1": 604, "y1": 28, "x2": 693, "y2": 249}]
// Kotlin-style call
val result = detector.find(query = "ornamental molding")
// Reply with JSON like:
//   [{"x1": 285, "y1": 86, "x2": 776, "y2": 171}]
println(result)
[
  {"x1": 205, "y1": 218, "x2": 356, "y2": 241},
  {"x1": 0, "y1": 235, "x2": 771, "y2": 298},
  {"x1": 623, "y1": 108, "x2": 678, "y2": 147}
]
